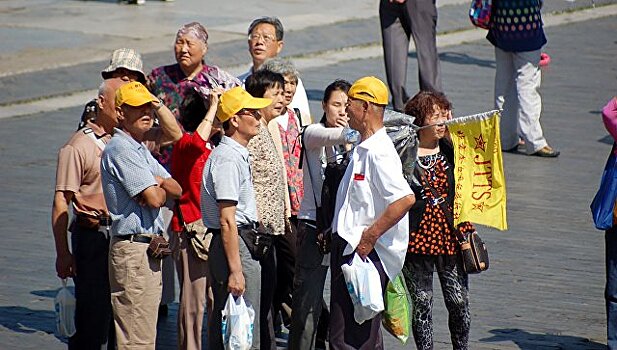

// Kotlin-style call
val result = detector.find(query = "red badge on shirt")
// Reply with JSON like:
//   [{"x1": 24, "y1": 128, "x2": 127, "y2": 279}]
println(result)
[{"x1": 354, "y1": 173, "x2": 365, "y2": 181}]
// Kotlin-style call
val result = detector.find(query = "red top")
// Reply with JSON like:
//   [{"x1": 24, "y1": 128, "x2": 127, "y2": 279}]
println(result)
[{"x1": 170, "y1": 132, "x2": 212, "y2": 232}]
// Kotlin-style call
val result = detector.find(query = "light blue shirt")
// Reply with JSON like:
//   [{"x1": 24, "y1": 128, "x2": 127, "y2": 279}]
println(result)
[
  {"x1": 101, "y1": 128, "x2": 171, "y2": 236},
  {"x1": 201, "y1": 136, "x2": 258, "y2": 229}
]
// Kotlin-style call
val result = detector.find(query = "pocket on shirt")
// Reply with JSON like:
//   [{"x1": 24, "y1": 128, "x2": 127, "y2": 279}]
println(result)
[{"x1": 349, "y1": 180, "x2": 372, "y2": 209}]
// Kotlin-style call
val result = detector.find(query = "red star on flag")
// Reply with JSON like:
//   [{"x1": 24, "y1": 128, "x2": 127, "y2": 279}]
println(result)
[{"x1": 474, "y1": 134, "x2": 487, "y2": 152}]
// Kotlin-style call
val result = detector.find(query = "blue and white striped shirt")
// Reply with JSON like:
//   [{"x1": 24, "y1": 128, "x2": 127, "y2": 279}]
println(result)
[{"x1": 101, "y1": 128, "x2": 171, "y2": 236}]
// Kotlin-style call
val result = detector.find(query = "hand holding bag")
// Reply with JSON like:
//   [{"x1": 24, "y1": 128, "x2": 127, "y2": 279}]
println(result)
[
  {"x1": 341, "y1": 253, "x2": 385, "y2": 324},
  {"x1": 221, "y1": 294, "x2": 255, "y2": 350},
  {"x1": 54, "y1": 279, "x2": 76, "y2": 338}
]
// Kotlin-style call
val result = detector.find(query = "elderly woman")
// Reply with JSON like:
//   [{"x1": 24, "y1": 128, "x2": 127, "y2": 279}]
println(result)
[
  {"x1": 259, "y1": 58, "x2": 311, "y2": 223},
  {"x1": 244, "y1": 70, "x2": 289, "y2": 350},
  {"x1": 402, "y1": 91, "x2": 475, "y2": 350},
  {"x1": 147, "y1": 21, "x2": 241, "y2": 167},
  {"x1": 146, "y1": 21, "x2": 240, "y2": 345}
]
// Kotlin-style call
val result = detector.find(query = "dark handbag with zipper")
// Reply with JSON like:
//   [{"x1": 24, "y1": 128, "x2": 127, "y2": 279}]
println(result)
[
  {"x1": 238, "y1": 224, "x2": 273, "y2": 261},
  {"x1": 147, "y1": 235, "x2": 172, "y2": 259},
  {"x1": 415, "y1": 164, "x2": 489, "y2": 274}
]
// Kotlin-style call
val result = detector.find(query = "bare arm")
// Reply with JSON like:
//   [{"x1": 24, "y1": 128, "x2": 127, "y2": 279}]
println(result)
[
  {"x1": 219, "y1": 201, "x2": 245, "y2": 296},
  {"x1": 356, "y1": 194, "x2": 415, "y2": 259},
  {"x1": 195, "y1": 87, "x2": 223, "y2": 141},
  {"x1": 144, "y1": 101, "x2": 183, "y2": 147},
  {"x1": 138, "y1": 176, "x2": 182, "y2": 208},
  {"x1": 52, "y1": 191, "x2": 77, "y2": 278}
]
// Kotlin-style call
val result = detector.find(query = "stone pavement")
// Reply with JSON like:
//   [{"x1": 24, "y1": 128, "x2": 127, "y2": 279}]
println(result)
[{"x1": 0, "y1": 1, "x2": 616, "y2": 349}]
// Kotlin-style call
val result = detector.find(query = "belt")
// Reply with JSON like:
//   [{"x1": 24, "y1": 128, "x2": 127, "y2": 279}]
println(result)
[
  {"x1": 74, "y1": 214, "x2": 111, "y2": 231},
  {"x1": 115, "y1": 234, "x2": 153, "y2": 244}
]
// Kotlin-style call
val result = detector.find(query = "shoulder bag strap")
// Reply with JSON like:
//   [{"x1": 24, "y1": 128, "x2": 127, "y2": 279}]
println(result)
[
  {"x1": 83, "y1": 127, "x2": 107, "y2": 151},
  {"x1": 301, "y1": 127, "x2": 320, "y2": 210},
  {"x1": 174, "y1": 199, "x2": 188, "y2": 231},
  {"x1": 414, "y1": 162, "x2": 467, "y2": 243}
]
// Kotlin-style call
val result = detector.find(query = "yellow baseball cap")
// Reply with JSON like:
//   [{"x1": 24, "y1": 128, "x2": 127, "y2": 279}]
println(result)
[
  {"x1": 115, "y1": 81, "x2": 158, "y2": 107},
  {"x1": 216, "y1": 86, "x2": 272, "y2": 122},
  {"x1": 348, "y1": 76, "x2": 389, "y2": 105}
]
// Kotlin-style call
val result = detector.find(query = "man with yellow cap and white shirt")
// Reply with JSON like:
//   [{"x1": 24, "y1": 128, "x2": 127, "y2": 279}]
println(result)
[
  {"x1": 329, "y1": 76, "x2": 416, "y2": 349},
  {"x1": 201, "y1": 86, "x2": 272, "y2": 350},
  {"x1": 101, "y1": 81, "x2": 183, "y2": 350}
]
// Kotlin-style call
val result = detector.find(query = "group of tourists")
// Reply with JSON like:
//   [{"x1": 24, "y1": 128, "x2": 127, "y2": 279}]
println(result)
[{"x1": 52, "y1": 0, "x2": 556, "y2": 348}]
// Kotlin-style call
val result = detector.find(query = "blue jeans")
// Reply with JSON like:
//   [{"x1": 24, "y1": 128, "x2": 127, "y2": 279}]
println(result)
[{"x1": 607, "y1": 227, "x2": 617, "y2": 349}]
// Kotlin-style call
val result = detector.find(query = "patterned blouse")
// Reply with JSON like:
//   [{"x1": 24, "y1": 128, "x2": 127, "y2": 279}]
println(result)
[
  {"x1": 487, "y1": 0, "x2": 547, "y2": 52},
  {"x1": 278, "y1": 109, "x2": 304, "y2": 216},
  {"x1": 408, "y1": 152, "x2": 475, "y2": 255},
  {"x1": 247, "y1": 125, "x2": 287, "y2": 235},
  {"x1": 146, "y1": 63, "x2": 240, "y2": 168}
]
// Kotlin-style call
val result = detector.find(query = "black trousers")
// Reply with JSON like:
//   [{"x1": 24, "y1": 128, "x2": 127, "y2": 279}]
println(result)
[
  {"x1": 68, "y1": 224, "x2": 115, "y2": 350},
  {"x1": 329, "y1": 234, "x2": 388, "y2": 350},
  {"x1": 260, "y1": 230, "x2": 297, "y2": 350}
]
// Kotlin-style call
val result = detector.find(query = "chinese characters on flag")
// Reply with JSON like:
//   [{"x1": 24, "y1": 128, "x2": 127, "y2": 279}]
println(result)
[{"x1": 449, "y1": 111, "x2": 508, "y2": 231}]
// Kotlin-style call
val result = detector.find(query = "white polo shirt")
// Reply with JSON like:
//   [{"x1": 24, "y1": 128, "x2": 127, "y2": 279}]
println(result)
[{"x1": 332, "y1": 127, "x2": 413, "y2": 281}]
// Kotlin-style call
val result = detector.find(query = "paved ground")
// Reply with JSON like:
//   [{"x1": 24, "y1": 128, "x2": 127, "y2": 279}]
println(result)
[{"x1": 1, "y1": 0, "x2": 616, "y2": 349}]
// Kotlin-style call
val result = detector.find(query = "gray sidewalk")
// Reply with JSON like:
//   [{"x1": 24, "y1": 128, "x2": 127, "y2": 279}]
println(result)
[{"x1": 1, "y1": 10, "x2": 616, "y2": 350}]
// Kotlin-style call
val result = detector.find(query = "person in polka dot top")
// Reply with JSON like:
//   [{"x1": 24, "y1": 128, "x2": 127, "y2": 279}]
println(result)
[{"x1": 487, "y1": 0, "x2": 560, "y2": 158}]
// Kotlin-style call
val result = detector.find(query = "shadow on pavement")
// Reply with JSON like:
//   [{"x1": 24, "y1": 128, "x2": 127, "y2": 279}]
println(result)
[
  {"x1": 406, "y1": 51, "x2": 497, "y2": 69},
  {"x1": 480, "y1": 328, "x2": 606, "y2": 349},
  {"x1": 0, "y1": 306, "x2": 67, "y2": 343}
]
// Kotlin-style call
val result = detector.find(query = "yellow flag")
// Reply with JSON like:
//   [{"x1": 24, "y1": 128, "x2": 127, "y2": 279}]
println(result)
[{"x1": 448, "y1": 111, "x2": 508, "y2": 230}]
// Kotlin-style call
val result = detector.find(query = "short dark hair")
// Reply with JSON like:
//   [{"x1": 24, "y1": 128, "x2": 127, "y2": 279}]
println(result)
[
  {"x1": 248, "y1": 17, "x2": 284, "y2": 41},
  {"x1": 245, "y1": 70, "x2": 285, "y2": 98},
  {"x1": 404, "y1": 91, "x2": 452, "y2": 127},
  {"x1": 179, "y1": 88, "x2": 207, "y2": 132},
  {"x1": 320, "y1": 79, "x2": 352, "y2": 124},
  {"x1": 222, "y1": 120, "x2": 231, "y2": 132}
]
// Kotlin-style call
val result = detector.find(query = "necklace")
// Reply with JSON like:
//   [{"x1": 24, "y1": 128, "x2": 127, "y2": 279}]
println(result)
[{"x1": 417, "y1": 154, "x2": 438, "y2": 170}]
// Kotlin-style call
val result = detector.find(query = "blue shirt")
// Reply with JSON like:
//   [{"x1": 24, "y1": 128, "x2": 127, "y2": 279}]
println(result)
[
  {"x1": 101, "y1": 128, "x2": 171, "y2": 236},
  {"x1": 201, "y1": 136, "x2": 258, "y2": 229}
]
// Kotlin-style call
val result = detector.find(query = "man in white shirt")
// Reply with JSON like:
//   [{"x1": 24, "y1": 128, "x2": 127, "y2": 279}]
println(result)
[
  {"x1": 237, "y1": 16, "x2": 312, "y2": 122},
  {"x1": 330, "y1": 76, "x2": 415, "y2": 349}
]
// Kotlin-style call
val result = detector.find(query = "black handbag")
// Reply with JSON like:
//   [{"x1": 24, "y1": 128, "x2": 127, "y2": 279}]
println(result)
[
  {"x1": 238, "y1": 224, "x2": 273, "y2": 261},
  {"x1": 415, "y1": 163, "x2": 489, "y2": 274}
]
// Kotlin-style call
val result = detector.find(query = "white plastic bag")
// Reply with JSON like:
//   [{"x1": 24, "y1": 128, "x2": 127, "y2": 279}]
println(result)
[
  {"x1": 341, "y1": 253, "x2": 385, "y2": 324},
  {"x1": 54, "y1": 279, "x2": 76, "y2": 338},
  {"x1": 221, "y1": 293, "x2": 255, "y2": 350}
]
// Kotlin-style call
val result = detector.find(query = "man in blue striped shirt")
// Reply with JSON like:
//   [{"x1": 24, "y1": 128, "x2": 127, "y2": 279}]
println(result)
[{"x1": 101, "y1": 81, "x2": 182, "y2": 350}]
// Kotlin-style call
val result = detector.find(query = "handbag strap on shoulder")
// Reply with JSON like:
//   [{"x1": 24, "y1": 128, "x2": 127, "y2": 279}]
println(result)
[{"x1": 414, "y1": 162, "x2": 467, "y2": 243}]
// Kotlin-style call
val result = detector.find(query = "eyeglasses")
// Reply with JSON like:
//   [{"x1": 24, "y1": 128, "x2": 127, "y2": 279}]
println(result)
[
  {"x1": 237, "y1": 109, "x2": 261, "y2": 119},
  {"x1": 248, "y1": 33, "x2": 277, "y2": 44}
]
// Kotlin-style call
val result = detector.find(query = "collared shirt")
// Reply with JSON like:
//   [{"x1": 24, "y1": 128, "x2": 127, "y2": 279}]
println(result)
[
  {"x1": 332, "y1": 127, "x2": 413, "y2": 281},
  {"x1": 101, "y1": 128, "x2": 171, "y2": 236},
  {"x1": 201, "y1": 136, "x2": 258, "y2": 229},
  {"x1": 55, "y1": 121, "x2": 111, "y2": 218}
]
